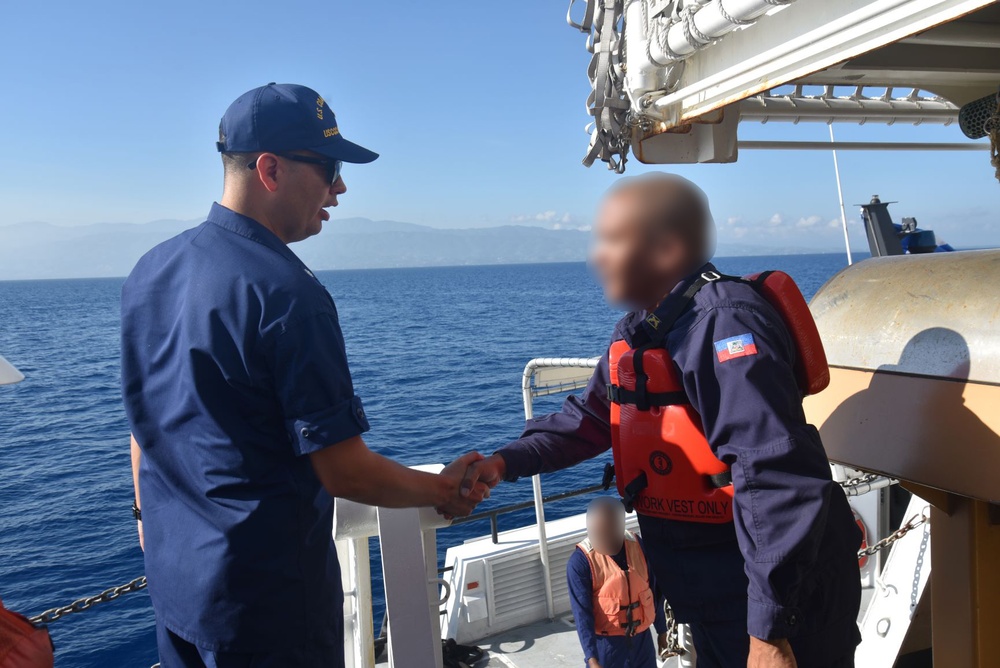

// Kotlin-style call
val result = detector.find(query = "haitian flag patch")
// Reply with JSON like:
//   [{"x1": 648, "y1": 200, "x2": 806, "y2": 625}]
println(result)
[{"x1": 714, "y1": 333, "x2": 758, "y2": 363}]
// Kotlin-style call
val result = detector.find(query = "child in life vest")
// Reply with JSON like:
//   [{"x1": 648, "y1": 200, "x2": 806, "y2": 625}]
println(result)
[{"x1": 568, "y1": 497, "x2": 670, "y2": 668}]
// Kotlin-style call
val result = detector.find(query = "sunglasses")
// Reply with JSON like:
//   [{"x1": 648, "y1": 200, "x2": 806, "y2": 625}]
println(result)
[{"x1": 248, "y1": 153, "x2": 343, "y2": 185}]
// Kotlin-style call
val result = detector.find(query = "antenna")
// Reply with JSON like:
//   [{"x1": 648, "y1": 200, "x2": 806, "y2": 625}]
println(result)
[{"x1": 829, "y1": 124, "x2": 853, "y2": 265}]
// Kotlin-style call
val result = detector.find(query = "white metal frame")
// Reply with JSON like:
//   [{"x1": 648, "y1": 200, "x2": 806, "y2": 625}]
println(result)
[
  {"x1": 520, "y1": 357, "x2": 600, "y2": 620},
  {"x1": 638, "y1": 0, "x2": 996, "y2": 127},
  {"x1": 334, "y1": 467, "x2": 453, "y2": 668},
  {"x1": 739, "y1": 86, "x2": 961, "y2": 126},
  {"x1": 856, "y1": 496, "x2": 933, "y2": 665},
  {"x1": 739, "y1": 140, "x2": 990, "y2": 150}
]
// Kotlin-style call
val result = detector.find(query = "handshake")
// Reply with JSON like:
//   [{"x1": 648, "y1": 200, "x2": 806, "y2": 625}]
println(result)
[{"x1": 434, "y1": 452, "x2": 509, "y2": 519}]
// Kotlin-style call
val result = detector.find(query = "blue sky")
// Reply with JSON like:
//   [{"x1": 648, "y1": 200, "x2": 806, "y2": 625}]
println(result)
[{"x1": 1, "y1": 0, "x2": 997, "y2": 251}]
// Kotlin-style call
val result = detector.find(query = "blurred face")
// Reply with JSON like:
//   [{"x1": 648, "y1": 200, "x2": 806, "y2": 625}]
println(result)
[
  {"x1": 275, "y1": 152, "x2": 348, "y2": 243},
  {"x1": 587, "y1": 507, "x2": 626, "y2": 556},
  {"x1": 591, "y1": 190, "x2": 696, "y2": 309}
]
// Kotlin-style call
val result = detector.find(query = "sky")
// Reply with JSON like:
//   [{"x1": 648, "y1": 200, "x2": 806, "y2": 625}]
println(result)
[{"x1": 1, "y1": 1, "x2": 998, "y2": 251}]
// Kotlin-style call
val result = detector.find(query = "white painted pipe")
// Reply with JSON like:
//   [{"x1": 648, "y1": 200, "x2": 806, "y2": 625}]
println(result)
[
  {"x1": 625, "y1": 0, "x2": 662, "y2": 100},
  {"x1": 650, "y1": 0, "x2": 796, "y2": 64}
]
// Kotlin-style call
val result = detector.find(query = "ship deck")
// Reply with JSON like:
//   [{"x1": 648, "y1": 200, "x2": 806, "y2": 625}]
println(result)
[
  {"x1": 475, "y1": 616, "x2": 590, "y2": 668},
  {"x1": 377, "y1": 615, "x2": 662, "y2": 668}
]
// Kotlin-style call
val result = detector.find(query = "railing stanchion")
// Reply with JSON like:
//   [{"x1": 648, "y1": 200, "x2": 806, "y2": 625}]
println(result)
[{"x1": 524, "y1": 363, "x2": 556, "y2": 619}]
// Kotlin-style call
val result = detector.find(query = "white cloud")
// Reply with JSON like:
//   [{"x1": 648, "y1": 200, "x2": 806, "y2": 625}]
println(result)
[
  {"x1": 795, "y1": 215, "x2": 823, "y2": 228},
  {"x1": 511, "y1": 210, "x2": 587, "y2": 230},
  {"x1": 767, "y1": 213, "x2": 784, "y2": 227}
]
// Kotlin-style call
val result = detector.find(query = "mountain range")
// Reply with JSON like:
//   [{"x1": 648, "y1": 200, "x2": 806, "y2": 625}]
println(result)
[{"x1": 0, "y1": 217, "x2": 813, "y2": 281}]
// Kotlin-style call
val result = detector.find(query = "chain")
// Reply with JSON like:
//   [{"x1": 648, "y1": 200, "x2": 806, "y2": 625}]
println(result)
[
  {"x1": 840, "y1": 471, "x2": 881, "y2": 489},
  {"x1": 657, "y1": 601, "x2": 686, "y2": 658},
  {"x1": 28, "y1": 576, "x2": 148, "y2": 625},
  {"x1": 858, "y1": 510, "x2": 930, "y2": 559},
  {"x1": 838, "y1": 470, "x2": 898, "y2": 497}
]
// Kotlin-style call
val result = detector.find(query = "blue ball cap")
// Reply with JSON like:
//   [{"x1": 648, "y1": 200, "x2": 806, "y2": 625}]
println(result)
[{"x1": 216, "y1": 83, "x2": 378, "y2": 164}]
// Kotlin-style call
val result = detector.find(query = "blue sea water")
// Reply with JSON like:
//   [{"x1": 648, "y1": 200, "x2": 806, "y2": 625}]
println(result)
[{"x1": 0, "y1": 256, "x2": 853, "y2": 667}]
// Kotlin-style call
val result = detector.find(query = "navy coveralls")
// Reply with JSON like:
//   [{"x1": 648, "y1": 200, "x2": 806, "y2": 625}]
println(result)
[
  {"x1": 498, "y1": 266, "x2": 862, "y2": 667},
  {"x1": 567, "y1": 534, "x2": 666, "y2": 668},
  {"x1": 121, "y1": 204, "x2": 370, "y2": 667}
]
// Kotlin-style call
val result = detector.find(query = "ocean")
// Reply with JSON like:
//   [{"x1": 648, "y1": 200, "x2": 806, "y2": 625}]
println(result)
[{"x1": 0, "y1": 255, "x2": 854, "y2": 667}]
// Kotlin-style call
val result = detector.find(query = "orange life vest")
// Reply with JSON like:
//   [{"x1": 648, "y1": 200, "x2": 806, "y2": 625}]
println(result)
[
  {"x1": 0, "y1": 599, "x2": 54, "y2": 668},
  {"x1": 608, "y1": 270, "x2": 829, "y2": 523},
  {"x1": 577, "y1": 531, "x2": 656, "y2": 637}
]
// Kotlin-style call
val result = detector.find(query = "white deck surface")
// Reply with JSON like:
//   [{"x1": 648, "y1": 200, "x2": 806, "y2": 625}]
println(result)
[
  {"x1": 377, "y1": 615, "x2": 672, "y2": 668},
  {"x1": 374, "y1": 616, "x2": 582, "y2": 667},
  {"x1": 475, "y1": 615, "x2": 583, "y2": 668}
]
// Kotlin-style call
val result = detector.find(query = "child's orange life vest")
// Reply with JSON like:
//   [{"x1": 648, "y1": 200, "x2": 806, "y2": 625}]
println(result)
[{"x1": 577, "y1": 531, "x2": 656, "y2": 637}]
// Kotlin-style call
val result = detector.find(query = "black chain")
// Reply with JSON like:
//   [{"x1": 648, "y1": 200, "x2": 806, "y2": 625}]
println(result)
[{"x1": 28, "y1": 576, "x2": 148, "y2": 625}]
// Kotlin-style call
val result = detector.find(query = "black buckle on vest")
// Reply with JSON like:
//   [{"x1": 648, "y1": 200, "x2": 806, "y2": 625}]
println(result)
[
  {"x1": 621, "y1": 601, "x2": 642, "y2": 637},
  {"x1": 622, "y1": 472, "x2": 648, "y2": 513},
  {"x1": 601, "y1": 463, "x2": 616, "y2": 491},
  {"x1": 707, "y1": 471, "x2": 733, "y2": 489},
  {"x1": 608, "y1": 383, "x2": 690, "y2": 409}
]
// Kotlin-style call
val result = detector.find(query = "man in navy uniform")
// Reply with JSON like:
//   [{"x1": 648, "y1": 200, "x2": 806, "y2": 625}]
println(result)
[
  {"x1": 463, "y1": 174, "x2": 862, "y2": 667},
  {"x1": 568, "y1": 497, "x2": 669, "y2": 668},
  {"x1": 122, "y1": 83, "x2": 489, "y2": 668}
]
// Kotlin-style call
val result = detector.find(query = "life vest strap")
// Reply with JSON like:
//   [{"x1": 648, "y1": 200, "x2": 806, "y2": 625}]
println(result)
[
  {"x1": 622, "y1": 471, "x2": 648, "y2": 513},
  {"x1": 640, "y1": 270, "x2": 722, "y2": 345},
  {"x1": 607, "y1": 384, "x2": 690, "y2": 407},
  {"x1": 707, "y1": 471, "x2": 733, "y2": 488},
  {"x1": 621, "y1": 469, "x2": 732, "y2": 514}
]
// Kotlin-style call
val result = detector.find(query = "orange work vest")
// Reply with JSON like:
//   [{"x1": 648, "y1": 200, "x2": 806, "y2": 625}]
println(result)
[
  {"x1": 607, "y1": 270, "x2": 830, "y2": 523},
  {"x1": 609, "y1": 340, "x2": 734, "y2": 523},
  {"x1": 577, "y1": 531, "x2": 656, "y2": 637},
  {"x1": 0, "y1": 599, "x2": 54, "y2": 668}
]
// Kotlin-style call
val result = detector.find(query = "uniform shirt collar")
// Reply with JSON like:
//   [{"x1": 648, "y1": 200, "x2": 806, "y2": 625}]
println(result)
[
  {"x1": 206, "y1": 202, "x2": 316, "y2": 277},
  {"x1": 623, "y1": 262, "x2": 717, "y2": 343}
]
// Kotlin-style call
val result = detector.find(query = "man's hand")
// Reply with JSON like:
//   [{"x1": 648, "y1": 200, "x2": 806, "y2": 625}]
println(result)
[
  {"x1": 587, "y1": 658, "x2": 602, "y2": 668},
  {"x1": 748, "y1": 637, "x2": 797, "y2": 668},
  {"x1": 437, "y1": 452, "x2": 491, "y2": 518},
  {"x1": 460, "y1": 454, "x2": 506, "y2": 498}
]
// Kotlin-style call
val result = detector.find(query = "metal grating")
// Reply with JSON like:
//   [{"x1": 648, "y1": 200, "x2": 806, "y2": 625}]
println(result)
[
  {"x1": 490, "y1": 552, "x2": 548, "y2": 620},
  {"x1": 740, "y1": 85, "x2": 959, "y2": 125}
]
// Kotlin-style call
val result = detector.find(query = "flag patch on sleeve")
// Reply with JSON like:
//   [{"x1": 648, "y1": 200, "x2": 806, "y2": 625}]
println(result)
[{"x1": 714, "y1": 333, "x2": 758, "y2": 363}]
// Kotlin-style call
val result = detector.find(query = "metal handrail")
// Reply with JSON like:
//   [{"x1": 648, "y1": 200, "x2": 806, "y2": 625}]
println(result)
[{"x1": 450, "y1": 483, "x2": 607, "y2": 543}]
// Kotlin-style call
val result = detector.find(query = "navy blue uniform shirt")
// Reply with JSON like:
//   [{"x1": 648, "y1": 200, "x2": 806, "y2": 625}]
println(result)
[
  {"x1": 498, "y1": 266, "x2": 861, "y2": 654},
  {"x1": 121, "y1": 203, "x2": 370, "y2": 653},
  {"x1": 567, "y1": 534, "x2": 665, "y2": 668}
]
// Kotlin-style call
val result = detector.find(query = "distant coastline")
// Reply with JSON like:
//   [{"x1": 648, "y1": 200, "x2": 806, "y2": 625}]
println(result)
[
  {"x1": 0, "y1": 217, "x2": 868, "y2": 282},
  {"x1": 0, "y1": 253, "x2": 872, "y2": 284}
]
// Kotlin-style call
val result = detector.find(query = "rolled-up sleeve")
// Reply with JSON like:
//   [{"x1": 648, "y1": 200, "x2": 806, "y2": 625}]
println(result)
[
  {"x1": 270, "y1": 311, "x2": 371, "y2": 456},
  {"x1": 672, "y1": 304, "x2": 836, "y2": 641}
]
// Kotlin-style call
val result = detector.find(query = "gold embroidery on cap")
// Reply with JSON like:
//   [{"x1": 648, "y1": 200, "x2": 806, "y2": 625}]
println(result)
[
  {"x1": 316, "y1": 96, "x2": 325, "y2": 120},
  {"x1": 323, "y1": 127, "x2": 340, "y2": 138}
]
